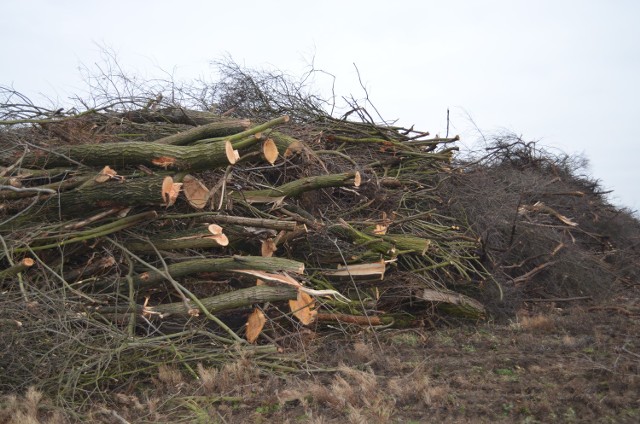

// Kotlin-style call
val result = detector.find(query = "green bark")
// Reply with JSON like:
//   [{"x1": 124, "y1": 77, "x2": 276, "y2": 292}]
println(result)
[
  {"x1": 238, "y1": 172, "x2": 358, "y2": 200},
  {"x1": 129, "y1": 255, "x2": 304, "y2": 289},
  {"x1": 153, "y1": 119, "x2": 251, "y2": 145},
  {"x1": 2, "y1": 137, "x2": 262, "y2": 171},
  {"x1": 150, "y1": 285, "x2": 298, "y2": 317}
]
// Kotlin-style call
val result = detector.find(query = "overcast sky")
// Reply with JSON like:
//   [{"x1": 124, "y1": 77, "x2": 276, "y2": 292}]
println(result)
[{"x1": 3, "y1": 0, "x2": 639, "y2": 211}]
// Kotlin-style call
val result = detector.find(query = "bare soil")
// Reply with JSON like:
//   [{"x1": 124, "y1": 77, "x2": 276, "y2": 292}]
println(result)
[
  {"x1": 266, "y1": 292, "x2": 640, "y2": 423},
  {"x1": 3, "y1": 287, "x2": 639, "y2": 424}
]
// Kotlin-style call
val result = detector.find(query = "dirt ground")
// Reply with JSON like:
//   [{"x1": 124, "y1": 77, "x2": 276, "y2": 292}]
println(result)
[
  {"x1": 2, "y1": 286, "x2": 639, "y2": 423},
  {"x1": 110, "y1": 289, "x2": 640, "y2": 423},
  {"x1": 263, "y1": 293, "x2": 639, "y2": 423}
]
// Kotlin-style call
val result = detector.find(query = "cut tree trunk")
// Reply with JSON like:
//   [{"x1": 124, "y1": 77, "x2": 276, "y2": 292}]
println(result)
[
  {"x1": 96, "y1": 285, "x2": 299, "y2": 318},
  {"x1": 1, "y1": 136, "x2": 263, "y2": 170},
  {"x1": 125, "y1": 255, "x2": 305, "y2": 289},
  {"x1": 237, "y1": 172, "x2": 359, "y2": 201},
  {"x1": 118, "y1": 107, "x2": 224, "y2": 125},
  {"x1": 48, "y1": 176, "x2": 169, "y2": 215},
  {"x1": 152, "y1": 119, "x2": 251, "y2": 145}
]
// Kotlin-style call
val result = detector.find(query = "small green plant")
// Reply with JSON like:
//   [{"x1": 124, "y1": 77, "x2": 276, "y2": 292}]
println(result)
[
  {"x1": 462, "y1": 344, "x2": 476, "y2": 353},
  {"x1": 502, "y1": 402, "x2": 514, "y2": 415},
  {"x1": 255, "y1": 403, "x2": 280, "y2": 415},
  {"x1": 519, "y1": 406, "x2": 532, "y2": 415},
  {"x1": 564, "y1": 407, "x2": 577, "y2": 422},
  {"x1": 495, "y1": 368, "x2": 515, "y2": 376},
  {"x1": 390, "y1": 332, "x2": 421, "y2": 347},
  {"x1": 471, "y1": 365, "x2": 485, "y2": 374}
]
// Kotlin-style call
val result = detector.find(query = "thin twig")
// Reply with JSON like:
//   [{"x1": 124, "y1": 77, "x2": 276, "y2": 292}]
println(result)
[
  {"x1": 523, "y1": 296, "x2": 592, "y2": 303},
  {"x1": 123, "y1": 252, "x2": 137, "y2": 338},
  {"x1": 621, "y1": 346, "x2": 640, "y2": 360},
  {"x1": 0, "y1": 185, "x2": 56, "y2": 194},
  {"x1": 108, "y1": 238, "x2": 245, "y2": 344},
  {"x1": 27, "y1": 247, "x2": 102, "y2": 304}
]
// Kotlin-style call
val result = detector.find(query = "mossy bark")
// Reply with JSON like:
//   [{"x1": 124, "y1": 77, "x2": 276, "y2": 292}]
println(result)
[
  {"x1": 127, "y1": 255, "x2": 304, "y2": 289},
  {"x1": 153, "y1": 118, "x2": 251, "y2": 145},
  {"x1": 50, "y1": 176, "x2": 167, "y2": 215},
  {"x1": 1, "y1": 136, "x2": 262, "y2": 170},
  {"x1": 238, "y1": 172, "x2": 358, "y2": 200}
]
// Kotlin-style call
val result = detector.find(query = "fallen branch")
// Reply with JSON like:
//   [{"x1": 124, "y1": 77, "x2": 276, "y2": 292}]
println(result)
[
  {"x1": 98, "y1": 285, "x2": 299, "y2": 318},
  {"x1": 153, "y1": 118, "x2": 251, "y2": 145},
  {"x1": 1, "y1": 135, "x2": 264, "y2": 171},
  {"x1": 127, "y1": 255, "x2": 305, "y2": 289}
]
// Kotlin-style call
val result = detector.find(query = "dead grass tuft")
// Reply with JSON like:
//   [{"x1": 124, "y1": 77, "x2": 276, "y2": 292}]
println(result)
[
  {"x1": 157, "y1": 365, "x2": 185, "y2": 388},
  {"x1": 196, "y1": 362, "x2": 218, "y2": 392},
  {"x1": 351, "y1": 340, "x2": 374, "y2": 363},
  {"x1": 518, "y1": 313, "x2": 556, "y2": 332},
  {"x1": 386, "y1": 364, "x2": 445, "y2": 407},
  {"x1": 195, "y1": 358, "x2": 272, "y2": 398},
  {"x1": 281, "y1": 364, "x2": 397, "y2": 423},
  {"x1": 0, "y1": 388, "x2": 65, "y2": 424}
]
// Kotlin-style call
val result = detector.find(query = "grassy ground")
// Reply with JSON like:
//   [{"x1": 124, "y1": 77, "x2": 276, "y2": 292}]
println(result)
[{"x1": 3, "y1": 285, "x2": 638, "y2": 424}]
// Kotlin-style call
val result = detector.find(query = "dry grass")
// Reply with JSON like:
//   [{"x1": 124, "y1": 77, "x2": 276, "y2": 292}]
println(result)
[
  {"x1": 277, "y1": 339, "x2": 451, "y2": 423},
  {"x1": 516, "y1": 312, "x2": 556, "y2": 333},
  {"x1": 0, "y1": 388, "x2": 65, "y2": 424}
]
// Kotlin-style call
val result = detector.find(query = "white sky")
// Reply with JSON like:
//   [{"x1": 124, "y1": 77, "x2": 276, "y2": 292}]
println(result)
[{"x1": 3, "y1": 0, "x2": 639, "y2": 211}]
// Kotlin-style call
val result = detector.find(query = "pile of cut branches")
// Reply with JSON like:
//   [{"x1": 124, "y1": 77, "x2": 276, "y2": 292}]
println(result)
[
  {"x1": 0, "y1": 70, "x2": 486, "y2": 406},
  {"x1": 3, "y1": 62, "x2": 637, "y2": 415}
]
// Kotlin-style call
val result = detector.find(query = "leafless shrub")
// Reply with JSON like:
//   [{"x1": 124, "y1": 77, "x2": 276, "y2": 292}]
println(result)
[
  {"x1": 210, "y1": 59, "x2": 333, "y2": 121},
  {"x1": 440, "y1": 133, "x2": 640, "y2": 314}
]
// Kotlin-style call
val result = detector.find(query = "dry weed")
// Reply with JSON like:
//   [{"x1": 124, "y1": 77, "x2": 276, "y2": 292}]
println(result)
[
  {"x1": 280, "y1": 364, "x2": 397, "y2": 423},
  {"x1": 518, "y1": 313, "x2": 556, "y2": 333},
  {"x1": 157, "y1": 365, "x2": 185, "y2": 388},
  {"x1": 0, "y1": 388, "x2": 65, "y2": 424}
]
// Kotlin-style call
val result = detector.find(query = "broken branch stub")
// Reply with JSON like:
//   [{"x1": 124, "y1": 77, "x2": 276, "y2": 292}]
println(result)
[
  {"x1": 206, "y1": 223, "x2": 229, "y2": 246},
  {"x1": 261, "y1": 238, "x2": 277, "y2": 257},
  {"x1": 246, "y1": 308, "x2": 266, "y2": 343},
  {"x1": 94, "y1": 166, "x2": 118, "y2": 183}
]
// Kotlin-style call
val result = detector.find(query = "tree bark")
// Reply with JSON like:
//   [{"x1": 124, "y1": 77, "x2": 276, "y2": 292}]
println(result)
[
  {"x1": 97, "y1": 285, "x2": 298, "y2": 318},
  {"x1": 127, "y1": 255, "x2": 305, "y2": 289},
  {"x1": 49, "y1": 177, "x2": 168, "y2": 215},
  {"x1": 124, "y1": 228, "x2": 229, "y2": 253},
  {"x1": 153, "y1": 119, "x2": 251, "y2": 145},
  {"x1": 118, "y1": 107, "x2": 223, "y2": 126},
  {"x1": 2, "y1": 136, "x2": 262, "y2": 170},
  {"x1": 238, "y1": 172, "x2": 358, "y2": 200}
]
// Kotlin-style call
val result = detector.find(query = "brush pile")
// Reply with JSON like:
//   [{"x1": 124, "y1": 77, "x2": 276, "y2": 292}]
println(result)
[
  {"x1": 1, "y1": 62, "x2": 638, "y2": 410},
  {"x1": 0, "y1": 65, "x2": 488, "y2": 403}
]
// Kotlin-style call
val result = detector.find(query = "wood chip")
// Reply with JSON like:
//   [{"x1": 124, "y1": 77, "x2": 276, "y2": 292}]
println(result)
[
  {"x1": 289, "y1": 291, "x2": 317, "y2": 325},
  {"x1": 246, "y1": 308, "x2": 266, "y2": 343},
  {"x1": 152, "y1": 156, "x2": 176, "y2": 169},
  {"x1": 354, "y1": 171, "x2": 361, "y2": 187}
]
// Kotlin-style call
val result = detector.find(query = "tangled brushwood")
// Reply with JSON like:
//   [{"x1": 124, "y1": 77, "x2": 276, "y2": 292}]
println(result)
[{"x1": 1, "y1": 61, "x2": 639, "y2": 418}]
